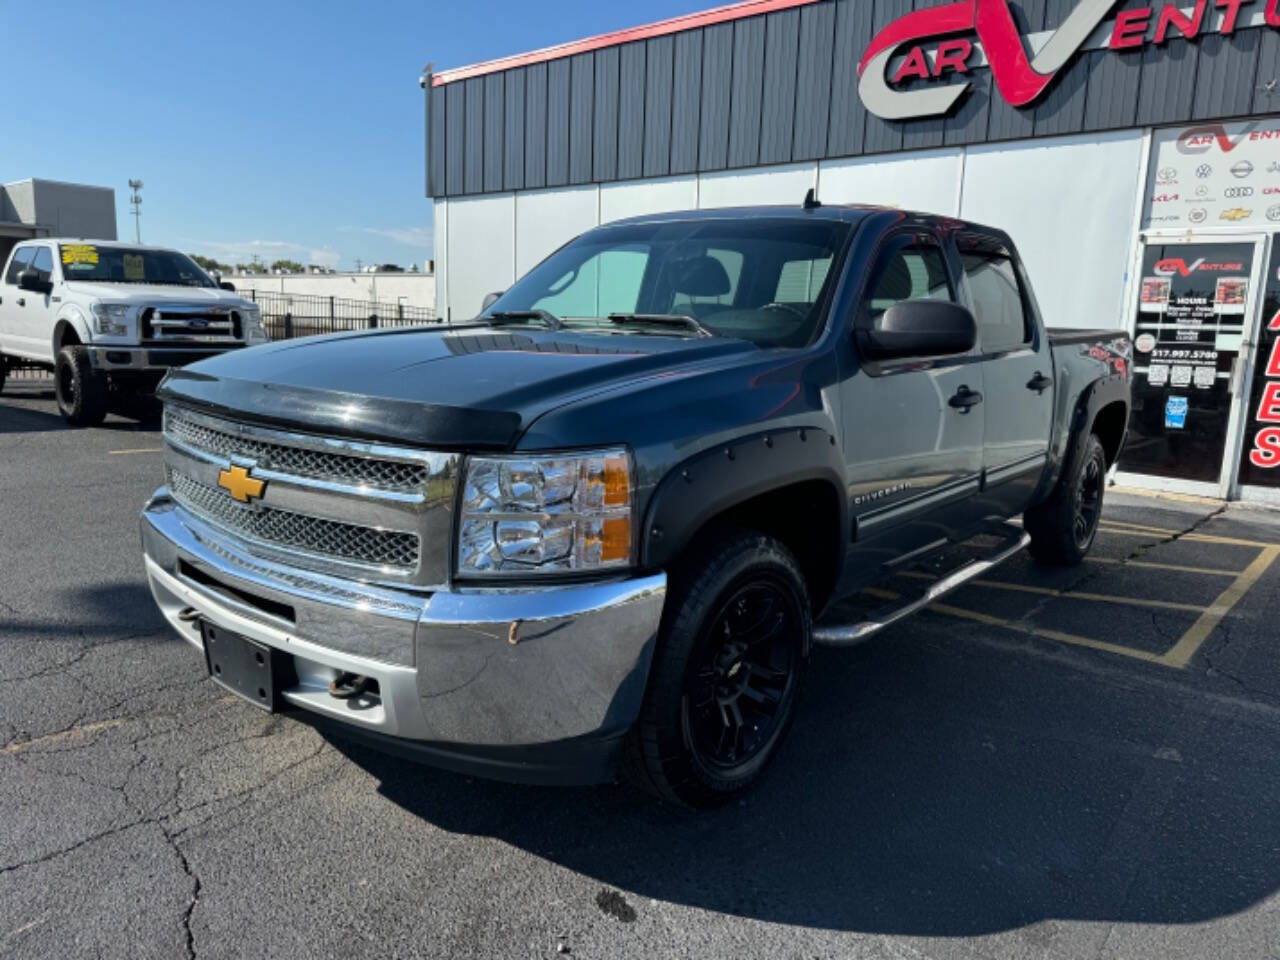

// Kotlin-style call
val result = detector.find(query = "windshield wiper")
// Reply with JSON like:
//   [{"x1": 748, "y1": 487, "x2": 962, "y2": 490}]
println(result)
[
  {"x1": 485, "y1": 309, "x2": 563, "y2": 331},
  {"x1": 607, "y1": 313, "x2": 713, "y2": 338}
]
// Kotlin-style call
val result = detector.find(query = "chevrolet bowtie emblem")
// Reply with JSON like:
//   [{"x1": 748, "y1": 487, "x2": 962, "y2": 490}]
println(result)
[{"x1": 218, "y1": 464, "x2": 266, "y2": 503}]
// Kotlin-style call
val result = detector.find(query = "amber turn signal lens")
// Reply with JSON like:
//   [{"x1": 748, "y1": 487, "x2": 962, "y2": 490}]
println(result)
[
  {"x1": 600, "y1": 516, "x2": 631, "y2": 562},
  {"x1": 603, "y1": 454, "x2": 630, "y2": 507}
]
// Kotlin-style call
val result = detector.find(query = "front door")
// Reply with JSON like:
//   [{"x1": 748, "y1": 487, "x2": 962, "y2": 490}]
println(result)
[
  {"x1": 20, "y1": 245, "x2": 57, "y2": 355},
  {"x1": 1117, "y1": 234, "x2": 1269, "y2": 498},
  {"x1": 838, "y1": 226, "x2": 985, "y2": 591}
]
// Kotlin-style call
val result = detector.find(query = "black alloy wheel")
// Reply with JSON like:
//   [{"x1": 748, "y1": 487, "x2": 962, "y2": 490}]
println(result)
[
  {"x1": 1072, "y1": 445, "x2": 1104, "y2": 552},
  {"x1": 683, "y1": 578, "x2": 800, "y2": 772}
]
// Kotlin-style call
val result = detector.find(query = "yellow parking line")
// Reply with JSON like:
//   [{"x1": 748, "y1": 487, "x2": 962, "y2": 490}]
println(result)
[
  {"x1": 1100, "y1": 520, "x2": 1180, "y2": 535},
  {"x1": 929, "y1": 602, "x2": 1167, "y2": 664},
  {"x1": 107, "y1": 447, "x2": 162, "y2": 455},
  {"x1": 1158, "y1": 545, "x2": 1280, "y2": 668},
  {"x1": 1086, "y1": 556, "x2": 1242, "y2": 577},
  {"x1": 1097, "y1": 525, "x2": 1272, "y2": 548},
  {"x1": 895, "y1": 570, "x2": 1208, "y2": 613}
]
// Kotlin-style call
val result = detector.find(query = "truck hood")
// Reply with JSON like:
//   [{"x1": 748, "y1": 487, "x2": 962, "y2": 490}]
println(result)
[
  {"x1": 63, "y1": 281, "x2": 252, "y2": 308},
  {"x1": 158, "y1": 324, "x2": 757, "y2": 449}
]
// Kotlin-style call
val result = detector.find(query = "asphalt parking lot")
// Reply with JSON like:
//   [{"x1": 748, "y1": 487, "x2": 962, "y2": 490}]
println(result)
[{"x1": 5, "y1": 378, "x2": 1280, "y2": 960}]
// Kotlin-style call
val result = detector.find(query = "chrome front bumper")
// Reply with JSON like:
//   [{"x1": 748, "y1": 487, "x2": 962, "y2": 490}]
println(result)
[
  {"x1": 140, "y1": 491, "x2": 666, "y2": 782},
  {"x1": 91, "y1": 345, "x2": 244, "y2": 371}
]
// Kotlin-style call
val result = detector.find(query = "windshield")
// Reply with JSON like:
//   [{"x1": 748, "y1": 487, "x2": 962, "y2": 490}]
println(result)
[
  {"x1": 486, "y1": 218, "x2": 852, "y2": 348},
  {"x1": 58, "y1": 244, "x2": 216, "y2": 288}
]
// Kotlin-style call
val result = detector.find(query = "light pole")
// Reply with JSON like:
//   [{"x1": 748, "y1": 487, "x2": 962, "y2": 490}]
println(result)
[{"x1": 128, "y1": 180, "x2": 143, "y2": 242}]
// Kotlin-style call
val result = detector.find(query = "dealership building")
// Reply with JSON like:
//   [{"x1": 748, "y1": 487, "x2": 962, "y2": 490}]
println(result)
[{"x1": 425, "y1": 0, "x2": 1280, "y2": 501}]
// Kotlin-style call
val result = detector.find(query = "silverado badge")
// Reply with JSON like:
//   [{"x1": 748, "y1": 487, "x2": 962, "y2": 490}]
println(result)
[{"x1": 218, "y1": 464, "x2": 266, "y2": 503}]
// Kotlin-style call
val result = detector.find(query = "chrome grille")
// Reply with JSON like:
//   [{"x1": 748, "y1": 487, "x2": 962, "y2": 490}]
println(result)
[
  {"x1": 164, "y1": 408, "x2": 430, "y2": 493},
  {"x1": 167, "y1": 469, "x2": 420, "y2": 571}
]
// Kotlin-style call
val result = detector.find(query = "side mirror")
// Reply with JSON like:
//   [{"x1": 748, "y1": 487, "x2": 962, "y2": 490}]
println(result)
[
  {"x1": 16, "y1": 270, "x2": 53, "y2": 296},
  {"x1": 219, "y1": 281, "x2": 236, "y2": 291},
  {"x1": 858, "y1": 300, "x2": 976, "y2": 361},
  {"x1": 480, "y1": 291, "x2": 503, "y2": 312}
]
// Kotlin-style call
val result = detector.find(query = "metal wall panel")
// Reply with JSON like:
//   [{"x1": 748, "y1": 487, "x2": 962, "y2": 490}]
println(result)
[
  {"x1": 593, "y1": 48, "x2": 620, "y2": 181},
  {"x1": 698, "y1": 23, "x2": 734, "y2": 171},
  {"x1": 1192, "y1": 31, "x2": 1262, "y2": 120},
  {"x1": 546, "y1": 59, "x2": 571, "y2": 187},
  {"x1": 862, "y1": 0, "x2": 911, "y2": 154},
  {"x1": 570, "y1": 53, "x2": 595, "y2": 184},
  {"x1": 1135, "y1": 40, "x2": 1201, "y2": 127},
  {"x1": 503, "y1": 69, "x2": 526, "y2": 190},
  {"x1": 828, "y1": 0, "x2": 872, "y2": 158},
  {"x1": 445, "y1": 82, "x2": 466, "y2": 196},
  {"x1": 759, "y1": 9, "x2": 801, "y2": 164},
  {"x1": 1081, "y1": 49, "x2": 1141, "y2": 131},
  {"x1": 524, "y1": 63, "x2": 547, "y2": 189},
  {"x1": 618, "y1": 42, "x2": 646, "y2": 180},
  {"x1": 483, "y1": 74, "x2": 504, "y2": 193},
  {"x1": 429, "y1": 86, "x2": 447, "y2": 197},
  {"x1": 464, "y1": 77, "x2": 485, "y2": 194},
  {"x1": 671, "y1": 31, "x2": 704, "y2": 174},
  {"x1": 644, "y1": 36, "x2": 675, "y2": 178},
  {"x1": 727, "y1": 17, "x2": 766, "y2": 167},
  {"x1": 427, "y1": 8, "x2": 1273, "y2": 199},
  {"x1": 792, "y1": 2, "x2": 835, "y2": 160}
]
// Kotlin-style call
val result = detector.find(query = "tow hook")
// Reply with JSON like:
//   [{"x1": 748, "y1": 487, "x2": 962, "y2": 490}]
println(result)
[
  {"x1": 177, "y1": 607, "x2": 201, "y2": 623},
  {"x1": 328, "y1": 673, "x2": 371, "y2": 700}
]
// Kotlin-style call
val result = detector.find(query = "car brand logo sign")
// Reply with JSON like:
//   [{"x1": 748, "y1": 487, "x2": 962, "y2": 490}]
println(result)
[
  {"x1": 1231, "y1": 160, "x2": 1255, "y2": 178},
  {"x1": 1157, "y1": 167, "x2": 1178, "y2": 180},
  {"x1": 1195, "y1": 185, "x2": 1210, "y2": 196},
  {"x1": 1219, "y1": 207, "x2": 1252, "y2": 221},
  {"x1": 1188, "y1": 208, "x2": 1208, "y2": 223},
  {"x1": 1224, "y1": 186, "x2": 1255, "y2": 198},
  {"x1": 1268, "y1": 204, "x2": 1280, "y2": 222},
  {"x1": 217, "y1": 464, "x2": 266, "y2": 504},
  {"x1": 1196, "y1": 164, "x2": 1213, "y2": 178}
]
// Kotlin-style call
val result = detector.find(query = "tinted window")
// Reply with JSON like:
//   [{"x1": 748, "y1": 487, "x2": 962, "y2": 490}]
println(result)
[
  {"x1": 4, "y1": 247, "x2": 34, "y2": 285},
  {"x1": 57, "y1": 244, "x2": 215, "y2": 287},
  {"x1": 533, "y1": 246, "x2": 648, "y2": 317},
  {"x1": 673, "y1": 247, "x2": 743, "y2": 310},
  {"x1": 958, "y1": 234, "x2": 1030, "y2": 352},
  {"x1": 862, "y1": 233, "x2": 953, "y2": 328},
  {"x1": 29, "y1": 246, "x2": 53, "y2": 283}
]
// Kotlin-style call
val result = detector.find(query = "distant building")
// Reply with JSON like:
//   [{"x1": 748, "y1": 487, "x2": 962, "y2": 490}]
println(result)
[{"x1": 0, "y1": 178, "x2": 116, "y2": 267}]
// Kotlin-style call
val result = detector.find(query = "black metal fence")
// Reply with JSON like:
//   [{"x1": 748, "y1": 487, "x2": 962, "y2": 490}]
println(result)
[{"x1": 245, "y1": 290, "x2": 439, "y2": 340}]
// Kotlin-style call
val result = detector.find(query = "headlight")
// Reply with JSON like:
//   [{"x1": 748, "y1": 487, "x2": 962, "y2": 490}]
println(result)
[
  {"x1": 240, "y1": 305, "x2": 269, "y2": 344},
  {"x1": 457, "y1": 449, "x2": 633, "y2": 577},
  {"x1": 91, "y1": 302, "x2": 130, "y2": 336}
]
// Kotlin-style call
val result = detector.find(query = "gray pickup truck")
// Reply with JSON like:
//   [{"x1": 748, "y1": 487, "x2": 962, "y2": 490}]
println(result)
[{"x1": 140, "y1": 201, "x2": 1131, "y2": 807}]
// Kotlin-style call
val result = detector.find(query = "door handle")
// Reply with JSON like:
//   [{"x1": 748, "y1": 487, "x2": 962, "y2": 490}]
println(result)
[
  {"x1": 1027, "y1": 371, "x2": 1052, "y2": 393},
  {"x1": 949, "y1": 385, "x2": 983, "y2": 412},
  {"x1": 15, "y1": 297, "x2": 24, "y2": 307}
]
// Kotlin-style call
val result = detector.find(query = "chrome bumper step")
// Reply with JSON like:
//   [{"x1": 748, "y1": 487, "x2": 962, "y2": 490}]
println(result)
[{"x1": 813, "y1": 522, "x2": 1030, "y2": 647}]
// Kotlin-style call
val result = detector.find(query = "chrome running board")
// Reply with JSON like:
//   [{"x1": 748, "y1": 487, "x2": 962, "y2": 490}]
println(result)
[{"x1": 813, "y1": 527, "x2": 1030, "y2": 647}]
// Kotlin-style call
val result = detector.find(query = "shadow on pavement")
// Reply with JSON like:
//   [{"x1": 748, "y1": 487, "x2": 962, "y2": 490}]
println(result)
[
  {"x1": 0, "y1": 582, "x2": 169, "y2": 639},
  {"x1": 330, "y1": 637, "x2": 1280, "y2": 937}
]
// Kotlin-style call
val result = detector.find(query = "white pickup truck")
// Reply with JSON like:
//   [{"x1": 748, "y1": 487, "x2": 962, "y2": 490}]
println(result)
[{"x1": 0, "y1": 239, "x2": 268, "y2": 425}]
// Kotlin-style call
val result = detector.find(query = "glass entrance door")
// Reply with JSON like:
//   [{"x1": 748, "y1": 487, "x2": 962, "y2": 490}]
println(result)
[{"x1": 1117, "y1": 234, "x2": 1268, "y2": 497}]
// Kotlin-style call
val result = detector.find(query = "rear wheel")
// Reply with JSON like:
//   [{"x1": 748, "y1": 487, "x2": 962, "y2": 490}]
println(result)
[
  {"x1": 625, "y1": 531, "x2": 810, "y2": 808},
  {"x1": 55, "y1": 345, "x2": 108, "y2": 427},
  {"x1": 1025, "y1": 433, "x2": 1107, "y2": 566}
]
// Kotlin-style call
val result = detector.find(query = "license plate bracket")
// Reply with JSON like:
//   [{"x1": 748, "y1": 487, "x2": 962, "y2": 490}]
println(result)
[{"x1": 201, "y1": 621, "x2": 278, "y2": 712}]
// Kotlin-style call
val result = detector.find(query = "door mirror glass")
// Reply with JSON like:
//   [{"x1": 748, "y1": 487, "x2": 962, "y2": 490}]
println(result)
[
  {"x1": 16, "y1": 270, "x2": 52, "y2": 295},
  {"x1": 480, "y1": 291, "x2": 504, "y2": 312},
  {"x1": 859, "y1": 300, "x2": 976, "y2": 361}
]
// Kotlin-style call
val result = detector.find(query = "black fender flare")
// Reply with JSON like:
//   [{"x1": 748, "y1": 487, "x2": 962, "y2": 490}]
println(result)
[
  {"x1": 640, "y1": 427, "x2": 848, "y2": 574},
  {"x1": 1036, "y1": 374, "x2": 1130, "y2": 503}
]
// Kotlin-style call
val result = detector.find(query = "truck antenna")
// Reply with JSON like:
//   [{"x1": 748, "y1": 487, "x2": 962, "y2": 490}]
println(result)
[{"x1": 803, "y1": 188, "x2": 821, "y2": 210}]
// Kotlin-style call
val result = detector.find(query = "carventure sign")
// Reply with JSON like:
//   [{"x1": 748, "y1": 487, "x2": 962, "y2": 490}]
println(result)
[{"x1": 858, "y1": 0, "x2": 1280, "y2": 120}]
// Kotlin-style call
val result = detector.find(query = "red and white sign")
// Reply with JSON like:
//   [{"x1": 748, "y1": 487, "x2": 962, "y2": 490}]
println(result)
[{"x1": 858, "y1": 0, "x2": 1280, "y2": 120}]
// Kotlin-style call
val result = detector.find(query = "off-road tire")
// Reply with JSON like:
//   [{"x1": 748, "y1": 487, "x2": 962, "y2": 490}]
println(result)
[
  {"x1": 624, "y1": 530, "x2": 811, "y2": 809},
  {"x1": 1024, "y1": 432, "x2": 1107, "y2": 566},
  {"x1": 55, "y1": 345, "x2": 108, "y2": 427}
]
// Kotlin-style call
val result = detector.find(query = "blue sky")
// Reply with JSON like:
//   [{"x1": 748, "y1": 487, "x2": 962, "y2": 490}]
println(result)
[{"x1": 4, "y1": 0, "x2": 712, "y2": 271}]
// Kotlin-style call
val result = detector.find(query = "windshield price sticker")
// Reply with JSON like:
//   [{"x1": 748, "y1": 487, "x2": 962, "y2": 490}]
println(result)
[
  {"x1": 123, "y1": 254, "x2": 145, "y2": 281},
  {"x1": 61, "y1": 244, "x2": 99, "y2": 266}
]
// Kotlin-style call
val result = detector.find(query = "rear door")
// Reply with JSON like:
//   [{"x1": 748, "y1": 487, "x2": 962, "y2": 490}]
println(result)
[
  {"x1": 0, "y1": 245, "x2": 36, "y2": 358},
  {"x1": 956, "y1": 231, "x2": 1053, "y2": 518},
  {"x1": 838, "y1": 227, "x2": 986, "y2": 588}
]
